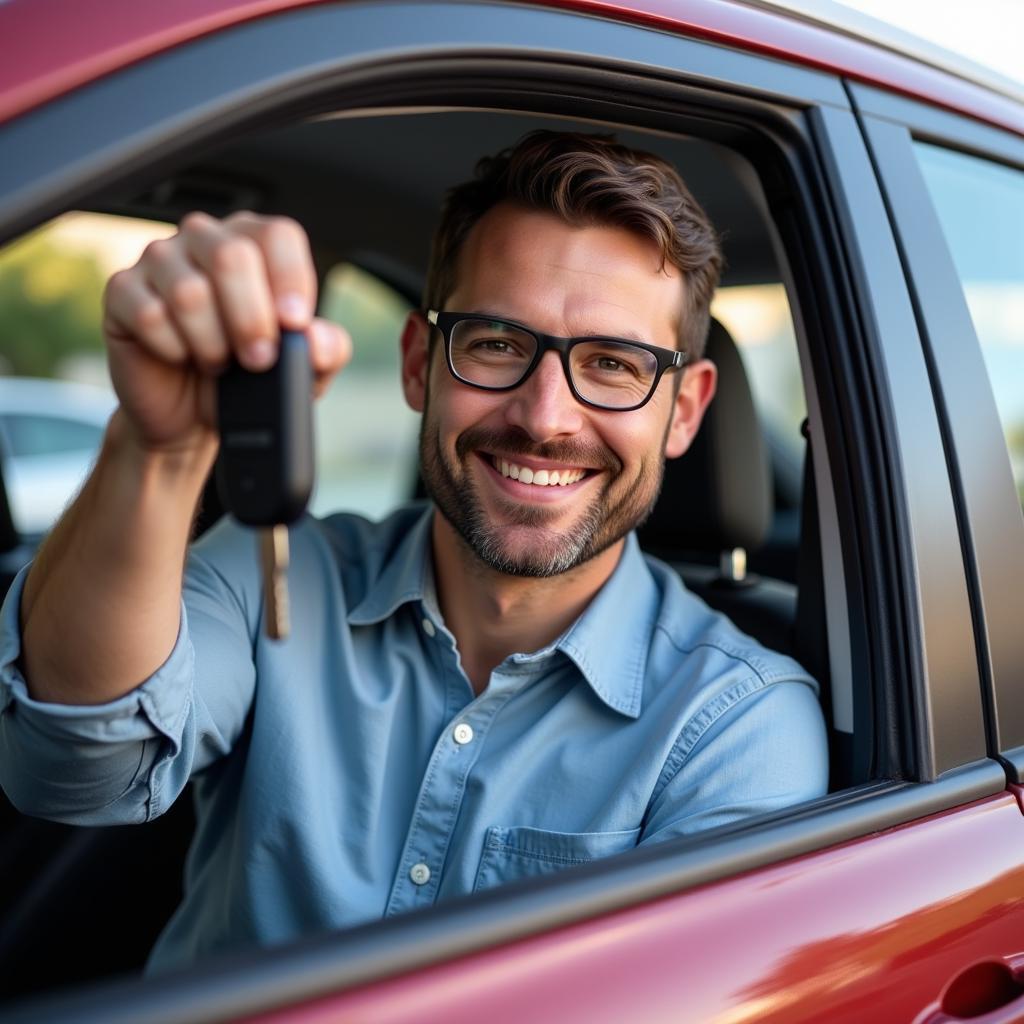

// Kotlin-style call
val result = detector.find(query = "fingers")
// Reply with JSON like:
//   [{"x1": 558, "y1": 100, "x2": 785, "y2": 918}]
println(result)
[
  {"x1": 139, "y1": 236, "x2": 232, "y2": 372},
  {"x1": 309, "y1": 318, "x2": 353, "y2": 398},
  {"x1": 180, "y1": 212, "x2": 294, "y2": 370},
  {"x1": 104, "y1": 211, "x2": 320, "y2": 375},
  {"x1": 220, "y1": 212, "x2": 317, "y2": 332},
  {"x1": 104, "y1": 268, "x2": 190, "y2": 366}
]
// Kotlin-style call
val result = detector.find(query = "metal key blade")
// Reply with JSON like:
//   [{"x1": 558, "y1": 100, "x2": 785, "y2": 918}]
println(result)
[{"x1": 259, "y1": 524, "x2": 290, "y2": 640}]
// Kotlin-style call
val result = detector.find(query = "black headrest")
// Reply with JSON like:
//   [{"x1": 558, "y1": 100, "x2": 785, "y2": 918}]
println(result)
[{"x1": 639, "y1": 318, "x2": 772, "y2": 557}]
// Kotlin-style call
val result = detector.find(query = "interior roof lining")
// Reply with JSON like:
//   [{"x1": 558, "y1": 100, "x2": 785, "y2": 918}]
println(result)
[{"x1": 95, "y1": 104, "x2": 786, "y2": 290}]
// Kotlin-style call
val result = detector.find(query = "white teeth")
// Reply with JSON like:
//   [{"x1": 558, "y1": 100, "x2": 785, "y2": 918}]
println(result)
[{"x1": 492, "y1": 456, "x2": 585, "y2": 487}]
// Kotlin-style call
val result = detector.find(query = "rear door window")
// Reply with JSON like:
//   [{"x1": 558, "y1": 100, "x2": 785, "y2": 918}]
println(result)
[{"x1": 915, "y1": 144, "x2": 1024, "y2": 507}]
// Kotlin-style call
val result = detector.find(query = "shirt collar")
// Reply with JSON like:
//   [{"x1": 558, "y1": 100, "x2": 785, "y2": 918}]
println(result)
[
  {"x1": 552, "y1": 532, "x2": 655, "y2": 719},
  {"x1": 347, "y1": 506, "x2": 657, "y2": 719},
  {"x1": 346, "y1": 505, "x2": 434, "y2": 626}
]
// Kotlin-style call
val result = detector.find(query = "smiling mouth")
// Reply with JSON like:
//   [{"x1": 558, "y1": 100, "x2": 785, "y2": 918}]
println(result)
[{"x1": 489, "y1": 455, "x2": 590, "y2": 487}]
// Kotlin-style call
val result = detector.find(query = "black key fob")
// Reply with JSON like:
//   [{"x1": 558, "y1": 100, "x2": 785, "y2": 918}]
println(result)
[{"x1": 216, "y1": 331, "x2": 314, "y2": 526}]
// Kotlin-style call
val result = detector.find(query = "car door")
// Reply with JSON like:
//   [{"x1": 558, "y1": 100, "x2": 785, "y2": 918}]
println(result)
[
  {"x1": 851, "y1": 79, "x2": 1024, "y2": 799},
  {"x1": 1, "y1": 2, "x2": 1023, "y2": 1022}
]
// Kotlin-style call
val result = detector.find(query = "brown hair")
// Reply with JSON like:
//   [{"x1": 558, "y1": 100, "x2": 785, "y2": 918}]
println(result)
[{"x1": 424, "y1": 131, "x2": 722, "y2": 359}]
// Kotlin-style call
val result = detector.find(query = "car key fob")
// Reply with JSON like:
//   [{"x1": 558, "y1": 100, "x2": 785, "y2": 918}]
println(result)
[{"x1": 215, "y1": 331, "x2": 315, "y2": 527}]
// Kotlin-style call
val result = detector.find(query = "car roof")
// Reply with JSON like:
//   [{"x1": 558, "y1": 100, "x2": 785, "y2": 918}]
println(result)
[
  {"x1": 1, "y1": 0, "x2": 1022, "y2": 135},
  {"x1": 753, "y1": 0, "x2": 1023, "y2": 104}
]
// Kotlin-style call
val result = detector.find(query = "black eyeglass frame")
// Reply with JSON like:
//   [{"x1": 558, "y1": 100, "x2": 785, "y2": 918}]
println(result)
[{"x1": 426, "y1": 309, "x2": 688, "y2": 412}]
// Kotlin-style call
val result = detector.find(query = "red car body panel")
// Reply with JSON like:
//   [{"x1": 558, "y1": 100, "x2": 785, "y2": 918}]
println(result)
[
  {"x1": 244, "y1": 794, "x2": 1024, "y2": 1024},
  {"x1": 1, "y1": 0, "x2": 1022, "y2": 136}
]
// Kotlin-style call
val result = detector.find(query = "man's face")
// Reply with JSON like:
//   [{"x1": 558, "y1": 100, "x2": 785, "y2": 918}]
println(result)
[{"x1": 403, "y1": 201, "x2": 715, "y2": 578}]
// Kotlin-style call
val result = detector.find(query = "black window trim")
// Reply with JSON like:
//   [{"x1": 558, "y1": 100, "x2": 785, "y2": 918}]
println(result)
[{"x1": 849, "y1": 81, "x2": 1024, "y2": 778}]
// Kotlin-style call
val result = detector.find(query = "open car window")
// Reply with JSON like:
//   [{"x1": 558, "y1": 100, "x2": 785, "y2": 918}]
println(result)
[
  {"x1": 0, "y1": 219, "x2": 421, "y2": 535},
  {"x1": 914, "y1": 143, "x2": 1024, "y2": 507}
]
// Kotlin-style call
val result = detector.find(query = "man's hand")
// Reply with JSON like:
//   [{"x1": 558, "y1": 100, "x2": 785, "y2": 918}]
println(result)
[
  {"x1": 19, "y1": 212, "x2": 351, "y2": 705},
  {"x1": 103, "y1": 211, "x2": 351, "y2": 454}
]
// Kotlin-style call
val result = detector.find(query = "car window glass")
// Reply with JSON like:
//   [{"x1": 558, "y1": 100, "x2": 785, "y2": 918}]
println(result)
[
  {"x1": 314, "y1": 262, "x2": 419, "y2": 519},
  {"x1": 914, "y1": 144, "x2": 1024, "y2": 506}
]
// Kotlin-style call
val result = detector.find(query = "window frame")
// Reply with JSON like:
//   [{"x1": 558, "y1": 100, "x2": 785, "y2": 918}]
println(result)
[
  {"x1": 0, "y1": 1, "x2": 1002, "y2": 1017},
  {"x1": 850, "y1": 81, "x2": 1024, "y2": 777}
]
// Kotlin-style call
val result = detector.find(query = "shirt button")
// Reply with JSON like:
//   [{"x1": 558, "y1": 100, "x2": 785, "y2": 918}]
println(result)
[
  {"x1": 409, "y1": 862, "x2": 431, "y2": 885},
  {"x1": 453, "y1": 722, "x2": 474, "y2": 745},
  {"x1": 421, "y1": 618, "x2": 436, "y2": 638}
]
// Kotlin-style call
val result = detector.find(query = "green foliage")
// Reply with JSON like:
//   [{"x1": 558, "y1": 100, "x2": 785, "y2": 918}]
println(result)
[
  {"x1": 320, "y1": 263, "x2": 410, "y2": 370},
  {"x1": 0, "y1": 228, "x2": 107, "y2": 378}
]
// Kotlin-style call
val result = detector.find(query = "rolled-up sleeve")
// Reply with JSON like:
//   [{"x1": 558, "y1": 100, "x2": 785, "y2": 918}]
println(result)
[{"x1": 0, "y1": 522, "x2": 259, "y2": 825}]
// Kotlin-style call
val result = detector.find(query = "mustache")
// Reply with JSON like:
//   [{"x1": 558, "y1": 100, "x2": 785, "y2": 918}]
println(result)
[{"x1": 455, "y1": 426, "x2": 621, "y2": 473}]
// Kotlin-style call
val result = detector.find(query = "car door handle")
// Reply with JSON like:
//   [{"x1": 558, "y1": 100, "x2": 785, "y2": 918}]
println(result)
[{"x1": 918, "y1": 958, "x2": 1024, "y2": 1023}]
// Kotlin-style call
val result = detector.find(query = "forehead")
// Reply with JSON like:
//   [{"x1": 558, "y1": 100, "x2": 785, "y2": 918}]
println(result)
[{"x1": 450, "y1": 202, "x2": 685, "y2": 345}]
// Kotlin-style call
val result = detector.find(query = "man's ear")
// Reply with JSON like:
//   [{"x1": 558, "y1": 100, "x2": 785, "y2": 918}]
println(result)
[
  {"x1": 400, "y1": 310, "x2": 431, "y2": 412},
  {"x1": 665, "y1": 358, "x2": 717, "y2": 459}
]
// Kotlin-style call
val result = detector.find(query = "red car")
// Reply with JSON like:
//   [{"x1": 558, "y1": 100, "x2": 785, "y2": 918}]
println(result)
[{"x1": 2, "y1": 1, "x2": 1024, "y2": 1021}]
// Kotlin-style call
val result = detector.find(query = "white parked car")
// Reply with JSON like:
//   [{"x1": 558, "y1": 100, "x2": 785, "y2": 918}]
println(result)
[{"x1": 0, "y1": 378, "x2": 116, "y2": 536}]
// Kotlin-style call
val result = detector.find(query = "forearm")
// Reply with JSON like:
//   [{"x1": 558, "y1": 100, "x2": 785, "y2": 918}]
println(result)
[{"x1": 19, "y1": 409, "x2": 218, "y2": 705}]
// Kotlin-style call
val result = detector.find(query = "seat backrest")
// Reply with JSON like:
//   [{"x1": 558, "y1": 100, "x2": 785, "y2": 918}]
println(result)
[{"x1": 637, "y1": 319, "x2": 795, "y2": 655}]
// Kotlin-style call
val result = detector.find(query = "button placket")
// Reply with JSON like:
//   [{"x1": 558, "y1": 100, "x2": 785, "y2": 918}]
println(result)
[{"x1": 384, "y1": 683, "x2": 514, "y2": 917}]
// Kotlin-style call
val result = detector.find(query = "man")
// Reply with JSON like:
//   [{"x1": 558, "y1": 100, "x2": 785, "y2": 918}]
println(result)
[{"x1": 0, "y1": 132, "x2": 827, "y2": 970}]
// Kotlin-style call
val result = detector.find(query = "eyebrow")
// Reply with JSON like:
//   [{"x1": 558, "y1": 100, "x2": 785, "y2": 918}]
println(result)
[{"x1": 468, "y1": 309, "x2": 653, "y2": 346}]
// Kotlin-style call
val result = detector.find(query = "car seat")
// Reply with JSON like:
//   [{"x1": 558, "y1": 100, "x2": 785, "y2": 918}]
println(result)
[
  {"x1": 639, "y1": 318, "x2": 800, "y2": 653},
  {"x1": 637, "y1": 319, "x2": 838, "y2": 782}
]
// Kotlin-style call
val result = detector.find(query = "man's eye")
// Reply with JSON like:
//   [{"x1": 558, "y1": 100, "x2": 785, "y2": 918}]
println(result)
[
  {"x1": 591, "y1": 354, "x2": 644, "y2": 377},
  {"x1": 471, "y1": 337, "x2": 519, "y2": 355}
]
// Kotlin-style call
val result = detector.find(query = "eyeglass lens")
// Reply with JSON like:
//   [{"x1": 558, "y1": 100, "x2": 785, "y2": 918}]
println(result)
[{"x1": 449, "y1": 318, "x2": 659, "y2": 408}]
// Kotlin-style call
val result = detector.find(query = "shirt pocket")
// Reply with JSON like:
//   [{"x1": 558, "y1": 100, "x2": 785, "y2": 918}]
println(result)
[{"x1": 473, "y1": 824, "x2": 641, "y2": 894}]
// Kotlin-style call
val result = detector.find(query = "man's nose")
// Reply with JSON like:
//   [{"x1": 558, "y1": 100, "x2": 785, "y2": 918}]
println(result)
[{"x1": 503, "y1": 351, "x2": 585, "y2": 442}]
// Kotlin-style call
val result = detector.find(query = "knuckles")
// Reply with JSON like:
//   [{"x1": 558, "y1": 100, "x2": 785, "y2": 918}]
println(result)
[
  {"x1": 210, "y1": 235, "x2": 261, "y2": 276},
  {"x1": 168, "y1": 273, "x2": 212, "y2": 315},
  {"x1": 141, "y1": 236, "x2": 178, "y2": 267},
  {"x1": 105, "y1": 211, "x2": 319, "y2": 362},
  {"x1": 258, "y1": 215, "x2": 307, "y2": 252},
  {"x1": 180, "y1": 210, "x2": 214, "y2": 234},
  {"x1": 131, "y1": 297, "x2": 169, "y2": 336}
]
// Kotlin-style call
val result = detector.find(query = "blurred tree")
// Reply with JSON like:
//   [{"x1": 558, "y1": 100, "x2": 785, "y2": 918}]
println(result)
[
  {"x1": 1006, "y1": 421, "x2": 1024, "y2": 506},
  {"x1": 0, "y1": 227, "x2": 107, "y2": 378},
  {"x1": 320, "y1": 263, "x2": 410, "y2": 370}
]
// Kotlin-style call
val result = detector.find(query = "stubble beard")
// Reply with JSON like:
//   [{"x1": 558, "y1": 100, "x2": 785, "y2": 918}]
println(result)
[{"x1": 418, "y1": 404, "x2": 666, "y2": 579}]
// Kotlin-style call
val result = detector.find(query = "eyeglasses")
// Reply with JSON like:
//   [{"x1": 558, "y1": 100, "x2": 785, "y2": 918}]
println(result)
[{"x1": 426, "y1": 310, "x2": 687, "y2": 411}]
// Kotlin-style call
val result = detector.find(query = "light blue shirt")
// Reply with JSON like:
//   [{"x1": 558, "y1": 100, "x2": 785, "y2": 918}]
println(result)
[{"x1": 0, "y1": 504, "x2": 827, "y2": 972}]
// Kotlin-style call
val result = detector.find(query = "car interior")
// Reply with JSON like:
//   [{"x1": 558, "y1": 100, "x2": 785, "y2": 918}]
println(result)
[{"x1": 0, "y1": 106, "x2": 863, "y2": 1001}]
